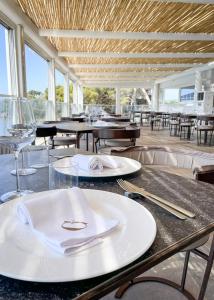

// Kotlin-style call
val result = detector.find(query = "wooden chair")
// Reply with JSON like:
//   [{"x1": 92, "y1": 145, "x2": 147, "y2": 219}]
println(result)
[
  {"x1": 36, "y1": 126, "x2": 77, "y2": 149},
  {"x1": 169, "y1": 113, "x2": 181, "y2": 136},
  {"x1": 179, "y1": 115, "x2": 194, "y2": 140},
  {"x1": 196, "y1": 116, "x2": 214, "y2": 146},
  {"x1": 193, "y1": 165, "x2": 214, "y2": 184},
  {"x1": 93, "y1": 128, "x2": 140, "y2": 153}
]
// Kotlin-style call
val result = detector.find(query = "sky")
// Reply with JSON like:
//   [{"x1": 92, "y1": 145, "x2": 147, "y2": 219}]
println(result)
[
  {"x1": 0, "y1": 25, "x2": 8, "y2": 94},
  {"x1": 0, "y1": 23, "x2": 64, "y2": 95}
]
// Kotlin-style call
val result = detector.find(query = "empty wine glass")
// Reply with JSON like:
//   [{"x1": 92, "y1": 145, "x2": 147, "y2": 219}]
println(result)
[{"x1": 0, "y1": 97, "x2": 37, "y2": 202}]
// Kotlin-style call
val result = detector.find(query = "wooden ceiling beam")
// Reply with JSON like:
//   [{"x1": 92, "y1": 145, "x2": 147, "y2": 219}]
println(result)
[
  {"x1": 76, "y1": 71, "x2": 179, "y2": 76},
  {"x1": 62, "y1": 52, "x2": 214, "y2": 58},
  {"x1": 152, "y1": 1, "x2": 214, "y2": 4},
  {"x1": 69, "y1": 63, "x2": 198, "y2": 68},
  {"x1": 40, "y1": 29, "x2": 214, "y2": 41}
]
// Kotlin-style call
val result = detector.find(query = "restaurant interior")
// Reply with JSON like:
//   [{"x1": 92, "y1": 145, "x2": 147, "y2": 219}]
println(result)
[{"x1": 0, "y1": 1, "x2": 214, "y2": 300}]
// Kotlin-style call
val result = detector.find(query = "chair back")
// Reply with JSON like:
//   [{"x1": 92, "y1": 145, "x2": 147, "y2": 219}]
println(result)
[
  {"x1": 36, "y1": 126, "x2": 57, "y2": 138},
  {"x1": 93, "y1": 128, "x2": 140, "y2": 140}
]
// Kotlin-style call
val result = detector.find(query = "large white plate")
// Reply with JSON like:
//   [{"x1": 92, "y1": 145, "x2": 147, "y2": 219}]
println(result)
[
  {"x1": 54, "y1": 155, "x2": 142, "y2": 178},
  {"x1": 0, "y1": 189, "x2": 156, "y2": 282}
]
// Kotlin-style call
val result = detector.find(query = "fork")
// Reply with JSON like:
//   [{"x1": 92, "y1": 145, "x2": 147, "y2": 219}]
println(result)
[
  {"x1": 117, "y1": 179, "x2": 187, "y2": 220},
  {"x1": 122, "y1": 180, "x2": 195, "y2": 219}
]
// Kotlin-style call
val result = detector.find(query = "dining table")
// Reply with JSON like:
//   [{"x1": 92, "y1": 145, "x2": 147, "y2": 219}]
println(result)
[
  {"x1": 39, "y1": 122, "x2": 132, "y2": 151},
  {"x1": 0, "y1": 148, "x2": 213, "y2": 300}
]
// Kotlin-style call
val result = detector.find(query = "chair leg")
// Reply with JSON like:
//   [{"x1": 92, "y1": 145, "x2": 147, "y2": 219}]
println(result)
[
  {"x1": 180, "y1": 250, "x2": 191, "y2": 291},
  {"x1": 209, "y1": 131, "x2": 213, "y2": 146}
]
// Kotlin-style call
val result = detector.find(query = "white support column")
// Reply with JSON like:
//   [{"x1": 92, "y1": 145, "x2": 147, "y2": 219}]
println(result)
[
  {"x1": 194, "y1": 71, "x2": 202, "y2": 111},
  {"x1": 63, "y1": 73, "x2": 70, "y2": 116},
  {"x1": 78, "y1": 85, "x2": 83, "y2": 113},
  {"x1": 72, "y1": 82, "x2": 78, "y2": 114},
  {"x1": 14, "y1": 24, "x2": 26, "y2": 97},
  {"x1": 115, "y1": 87, "x2": 121, "y2": 114},
  {"x1": 47, "y1": 59, "x2": 56, "y2": 120},
  {"x1": 5, "y1": 28, "x2": 17, "y2": 96},
  {"x1": 152, "y1": 83, "x2": 160, "y2": 111}
]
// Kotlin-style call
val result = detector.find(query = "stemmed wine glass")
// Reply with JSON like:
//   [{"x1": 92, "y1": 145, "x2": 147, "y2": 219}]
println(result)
[{"x1": 0, "y1": 97, "x2": 37, "y2": 202}]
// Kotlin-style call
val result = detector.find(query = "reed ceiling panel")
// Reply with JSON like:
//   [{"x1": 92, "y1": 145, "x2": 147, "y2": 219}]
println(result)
[
  {"x1": 17, "y1": 0, "x2": 214, "y2": 33},
  {"x1": 49, "y1": 38, "x2": 214, "y2": 53}
]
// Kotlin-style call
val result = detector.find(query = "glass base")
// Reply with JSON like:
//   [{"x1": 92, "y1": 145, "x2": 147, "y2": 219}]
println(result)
[
  {"x1": 10, "y1": 168, "x2": 37, "y2": 176},
  {"x1": 30, "y1": 163, "x2": 48, "y2": 169},
  {"x1": 0, "y1": 190, "x2": 34, "y2": 202}
]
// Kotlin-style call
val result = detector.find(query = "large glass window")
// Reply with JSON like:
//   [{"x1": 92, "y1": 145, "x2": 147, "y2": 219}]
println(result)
[
  {"x1": 120, "y1": 88, "x2": 134, "y2": 105},
  {"x1": 0, "y1": 24, "x2": 9, "y2": 95},
  {"x1": 83, "y1": 87, "x2": 116, "y2": 114},
  {"x1": 55, "y1": 69, "x2": 64, "y2": 102},
  {"x1": 180, "y1": 86, "x2": 194, "y2": 101},
  {"x1": 163, "y1": 89, "x2": 180, "y2": 103},
  {"x1": 25, "y1": 44, "x2": 49, "y2": 99}
]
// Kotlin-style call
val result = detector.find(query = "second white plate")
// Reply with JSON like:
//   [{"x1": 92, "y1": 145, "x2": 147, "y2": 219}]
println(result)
[{"x1": 53, "y1": 155, "x2": 142, "y2": 178}]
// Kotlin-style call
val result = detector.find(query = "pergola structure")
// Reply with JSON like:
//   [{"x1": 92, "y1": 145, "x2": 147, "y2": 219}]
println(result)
[{"x1": 0, "y1": 0, "x2": 214, "y2": 115}]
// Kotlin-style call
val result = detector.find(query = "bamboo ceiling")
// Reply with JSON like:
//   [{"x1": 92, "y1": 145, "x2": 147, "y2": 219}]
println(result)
[
  {"x1": 17, "y1": 0, "x2": 214, "y2": 84},
  {"x1": 49, "y1": 38, "x2": 214, "y2": 53}
]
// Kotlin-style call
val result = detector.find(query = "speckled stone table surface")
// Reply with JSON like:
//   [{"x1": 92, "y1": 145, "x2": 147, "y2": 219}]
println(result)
[{"x1": 0, "y1": 148, "x2": 213, "y2": 300}]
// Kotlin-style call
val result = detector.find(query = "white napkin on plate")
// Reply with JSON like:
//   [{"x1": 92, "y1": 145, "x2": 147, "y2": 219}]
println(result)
[
  {"x1": 16, "y1": 188, "x2": 119, "y2": 255},
  {"x1": 72, "y1": 154, "x2": 121, "y2": 171}
]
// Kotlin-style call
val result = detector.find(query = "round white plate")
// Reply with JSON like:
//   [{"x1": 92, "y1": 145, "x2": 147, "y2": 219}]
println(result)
[
  {"x1": 54, "y1": 155, "x2": 142, "y2": 178},
  {"x1": 0, "y1": 189, "x2": 156, "y2": 282}
]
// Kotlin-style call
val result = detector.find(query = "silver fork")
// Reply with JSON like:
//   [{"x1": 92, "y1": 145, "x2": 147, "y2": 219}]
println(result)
[
  {"x1": 122, "y1": 180, "x2": 195, "y2": 219},
  {"x1": 117, "y1": 179, "x2": 187, "y2": 220}
]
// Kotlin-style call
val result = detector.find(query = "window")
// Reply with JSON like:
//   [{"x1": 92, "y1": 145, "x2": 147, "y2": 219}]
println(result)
[
  {"x1": 180, "y1": 86, "x2": 194, "y2": 101},
  {"x1": 0, "y1": 23, "x2": 9, "y2": 95},
  {"x1": 25, "y1": 44, "x2": 49, "y2": 99},
  {"x1": 55, "y1": 69, "x2": 64, "y2": 102},
  {"x1": 163, "y1": 89, "x2": 180, "y2": 103},
  {"x1": 120, "y1": 88, "x2": 134, "y2": 105}
]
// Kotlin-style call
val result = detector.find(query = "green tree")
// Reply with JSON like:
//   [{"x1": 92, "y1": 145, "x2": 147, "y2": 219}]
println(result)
[
  {"x1": 83, "y1": 87, "x2": 115, "y2": 105},
  {"x1": 55, "y1": 85, "x2": 64, "y2": 102},
  {"x1": 27, "y1": 90, "x2": 42, "y2": 99},
  {"x1": 69, "y1": 83, "x2": 73, "y2": 102}
]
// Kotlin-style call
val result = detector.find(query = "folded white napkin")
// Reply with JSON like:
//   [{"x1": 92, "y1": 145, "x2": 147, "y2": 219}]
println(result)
[
  {"x1": 16, "y1": 188, "x2": 119, "y2": 255},
  {"x1": 72, "y1": 154, "x2": 121, "y2": 171},
  {"x1": 93, "y1": 120, "x2": 108, "y2": 126}
]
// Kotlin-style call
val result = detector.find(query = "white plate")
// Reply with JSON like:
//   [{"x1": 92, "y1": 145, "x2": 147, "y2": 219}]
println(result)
[
  {"x1": 92, "y1": 123, "x2": 121, "y2": 128},
  {"x1": 0, "y1": 189, "x2": 156, "y2": 282},
  {"x1": 54, "y1": 155, "x2": 142, "y2": 178}
]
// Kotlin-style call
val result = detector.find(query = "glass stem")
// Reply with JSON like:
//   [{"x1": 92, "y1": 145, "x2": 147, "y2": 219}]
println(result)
[
  {"x1": 14, "y1": 151, "x2": 21, "y2": 193},
  {"x1": 21, "y1": 150, "x2": 24, "y2": 168}
]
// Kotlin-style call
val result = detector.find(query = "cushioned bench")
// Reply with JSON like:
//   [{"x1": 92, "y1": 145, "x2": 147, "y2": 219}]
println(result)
[{"x1": 110, "y1": 146, "x2": 214, "y2": 182}]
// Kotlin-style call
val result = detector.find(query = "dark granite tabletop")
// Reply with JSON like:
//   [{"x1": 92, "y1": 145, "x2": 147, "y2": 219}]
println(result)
[{"x1": 0, "y1": 148, "x2": 214, "y2": 300}]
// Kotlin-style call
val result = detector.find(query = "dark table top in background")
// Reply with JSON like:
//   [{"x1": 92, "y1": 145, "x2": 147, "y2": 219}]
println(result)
[{"x1": 0, "y1": 148, "x2": 214, "y2": 300}]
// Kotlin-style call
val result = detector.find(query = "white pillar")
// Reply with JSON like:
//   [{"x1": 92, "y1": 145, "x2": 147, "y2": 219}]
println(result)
[
  {"x1": 5, "y1": 29, "x2": 17, "y2": 96},
  {"x1": 14, "y1": 24, "x2": 26, "y2": 97},
  {"x1": 116, "y1": 87, "x2": 121, "y2": 114},
  {"x1": 72, "y1": 82, "x2": 78, "y2": 114},
  {"x1": 78, "y1": 85, "x2": 83, "y2": 113},
  {"x1": 152, "y1": 83, "x2": 159, "y2": 111},
  {"x1": 194, "y1": 71, "x2": 202, "y2": 111},
  {"x1": 63, "y1": 73, "x2": 70, "y2": 116},
  {"x1": 47, "y1": 59, "x2": 56, "y2": 120}
]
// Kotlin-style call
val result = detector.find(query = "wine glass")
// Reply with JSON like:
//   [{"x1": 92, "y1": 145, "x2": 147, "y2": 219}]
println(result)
[{"x1": 0, "y1": 97, "x2": 37, "y2": 202}]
